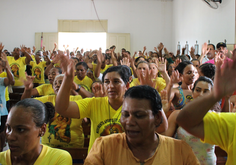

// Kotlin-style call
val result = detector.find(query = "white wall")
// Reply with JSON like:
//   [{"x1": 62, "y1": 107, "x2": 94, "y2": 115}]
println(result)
[
  {"x1": 0, "y1": 0, "x2": 234, "y2": 54},
  {"x1": 0, "y1": 0, "x2": 173, "y2": 53},
  {"x1": 172, "y1": 0, "x2": 235, "y2": 54}
]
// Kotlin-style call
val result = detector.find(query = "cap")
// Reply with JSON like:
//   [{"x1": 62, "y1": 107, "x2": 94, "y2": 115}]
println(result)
[{"x1": 216, "y1": 42, "x2": 226, "y2": 49}]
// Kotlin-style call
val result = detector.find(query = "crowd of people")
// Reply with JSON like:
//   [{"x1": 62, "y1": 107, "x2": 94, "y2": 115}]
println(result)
[{"x1": 0, "y1": 41, "x2": 236, "y2": 164}]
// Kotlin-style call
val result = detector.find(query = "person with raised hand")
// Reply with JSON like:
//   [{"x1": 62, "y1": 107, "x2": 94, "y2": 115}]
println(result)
[
  {"x1": 164, "y1": 76, "x2": 216, "y2": 164},
  {"x1": 7, "y1": 45, "x2": 32, "y2": 87},
  {"x1": 176, "y1": 49, "x2": 236, "y2": 165},
  {"x1": 55, "y1": 51, "x2": 131, "y2": 152},
  {"x1": 84, "y1": 85, "x2": 199, "y2": 165}
]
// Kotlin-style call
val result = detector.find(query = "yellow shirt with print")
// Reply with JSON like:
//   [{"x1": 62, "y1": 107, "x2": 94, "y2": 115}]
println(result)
[
  {"x1": 73, "y1": 76, "x2": 93, "y2": 92},
  {"x1": 7, "y1": 56, "x2": 26, "y2": 86},
  {"x1": 0, "y1": 144, "x2": 72, "y2": 165},
  {"x1": 130, "y1": 77, "x2": 166, "y2": 93},
  {"x1": 34, "y1": 95, "x2": 84, "y2": 148},
  {"x1": 0, "y1": 72, "x2": 9, "y2": 101},
  {"x1": 30, "y1": 61, "x2": 47, "y2": 84},
  {"x1": 202, "y1": 112, "x2": 236, "y2": 165},
  {"x1": 76, "y1": 96, "x2": 124, "y2": 152},
  {"x1": 36, "y1": 84, "x2": 54, "y2": 96}
]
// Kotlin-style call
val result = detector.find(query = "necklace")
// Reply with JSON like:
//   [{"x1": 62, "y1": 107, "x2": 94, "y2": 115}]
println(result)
[{"x1": 108, "y1": 101, "x2": 122, "y2": 134}]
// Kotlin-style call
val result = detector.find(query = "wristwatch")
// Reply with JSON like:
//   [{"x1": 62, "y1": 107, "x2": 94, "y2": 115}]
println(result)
[{"x1": 75, "y1": 85, "x2": 81, "y2": 93}]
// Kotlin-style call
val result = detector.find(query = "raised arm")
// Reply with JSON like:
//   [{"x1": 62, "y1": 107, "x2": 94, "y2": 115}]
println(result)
[
  {"x1": 130, "y1": 51, "x2": 137, "y2": 78},
  {"x1": 157, "y1": 43, "x2": 164, "y2": 57},
  {"x1": 55, "y1": 51, "x2": 80, "y2": 118},
  {"x1": 111, "y1": 49, "x2": 118, "y2": 66},
  {"x1": 20, "y1": 45, "x2": 32, "y2": 64},
  {"x1": 21, "y1": 74, "x2": 35, "y2": 100},
  {"x1": 198, "y1": 42, "x2": 209, "y2": 64},
  {"x1": 176, "y1": 53, "x2": 236, "y2": 140},
  {"x1": 94, "y1": 50, "x2": 102, "y2": 78},
  {"x1": 1, "y1": 52, "x2": 14, "y2": 86},
  {"x1": 155, "y1": 57, "x2": 170, "y2": 85},
  {"x1": 53, "y1": 43, "x2": 57, "y2": 52}
]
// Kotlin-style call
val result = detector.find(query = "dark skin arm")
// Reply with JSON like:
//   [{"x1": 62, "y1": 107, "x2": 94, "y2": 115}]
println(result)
[{"x1": 176, "y1": 53, "x2": 236, "y2": 140}]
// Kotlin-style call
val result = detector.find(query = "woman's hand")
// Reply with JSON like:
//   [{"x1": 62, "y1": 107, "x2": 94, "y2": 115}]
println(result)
[
  {"x1": 92, "y1": 83, "x2": 105, "y2": 97},
  {"x1": 213, "y1": 50, "x2": 236, "y2": 100},
  {"x1": 120, "y1": 57, "x2": 130, "y2": 67},
  {"x1": 23, "y1": 73, "x2": 35, "y2": 91},
  {"x1": 161, "y1": 90, "x2": 171, "y2": 114}
]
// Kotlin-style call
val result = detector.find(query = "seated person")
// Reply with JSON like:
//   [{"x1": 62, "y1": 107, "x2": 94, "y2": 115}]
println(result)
[
  {"x1": 21, "y1": 67, "x2": 62, "y2": 98},
  {"x1": 22, "y1": 74, "x2": 85, "y2": 148},
  {"x1": 74, "y1": 62, "x2": 93, "y2": 92},
  {"x1": 0, "y1": 99, "x2": 72, "y2": 164},
  {"x1": 176, "y1": 52, "x2": 236, "y2": 165},
  {"x1": 85, "y1": 85, "x2": 200, "y2": 165}
]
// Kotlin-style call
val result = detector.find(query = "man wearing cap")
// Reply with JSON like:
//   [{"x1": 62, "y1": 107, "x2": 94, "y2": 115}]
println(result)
[
  {"x1": 216, "y1": 42, "x2": 228, "y2": 58},
  {"x1": 204, "y1": 42, "x2": 231, "y2": 65}
]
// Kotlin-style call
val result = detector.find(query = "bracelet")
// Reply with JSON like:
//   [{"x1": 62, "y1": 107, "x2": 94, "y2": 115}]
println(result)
[{"x1": 75, "y1": 85, "x2": 81, "y2": 93}]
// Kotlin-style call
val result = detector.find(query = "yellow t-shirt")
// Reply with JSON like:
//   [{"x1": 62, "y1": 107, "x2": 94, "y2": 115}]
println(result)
[
  {"x1": 85, "y1": 133, "x2": 200, "y2": 165},
  {"x1": 202, "y1": 112, "x2": 236, "y2": 165},
  {"x1": 0, "y1": 72, "x2": 9, "y2": 101},
  {"x1": 76, "y1": 97, "x2": 124, "y2": 152},
  {"x1": 73, "y1": 76, "x2": 93, "y2": 92},
  {"x1": 31, "y1": 54, "x2": 36, "y2": 62},
  {"x1": 30, "y1": 61, "x2": 47, "y2": 84},
  {"x1": 36, "y1": 84, "x2": 54, "y2": 96},
  {"x1": 7, "y1": 56, "x2": 26, "y2": 86},
  {"x1": 34, "y1": 95, "x2": 84, "y2": 148},
  {"x1": 92, "y1": 63, "x2": 113, "y2": 73},
  {"x1": 130, "y1": 77, "x2": 166, "y2": 93},
  {"x1": 0, "y1": 144, "x2": 72, "y2": 165}
]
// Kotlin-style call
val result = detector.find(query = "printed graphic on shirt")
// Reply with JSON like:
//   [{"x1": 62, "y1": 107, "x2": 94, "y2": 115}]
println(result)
[
  {"x1": 97, "y1": 118, "x2": 124, "y2": 136},
  {"x1": 33, "y1": 67, "x2": 42, "y2": 80},
  {"x1": 79, "y1": 84, "x2": 90, "y2": 92},
  {"x1": 11, "y1": 63, "x2": 20, "y2": 79},
  {"x1": 48, "y1": 114, "x2": 71, "y2": 143}
]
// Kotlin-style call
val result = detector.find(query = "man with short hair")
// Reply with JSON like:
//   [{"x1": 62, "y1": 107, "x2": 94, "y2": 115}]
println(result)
[{"x1": 201, "y1": 44, "x2": 216, "y2": 64}]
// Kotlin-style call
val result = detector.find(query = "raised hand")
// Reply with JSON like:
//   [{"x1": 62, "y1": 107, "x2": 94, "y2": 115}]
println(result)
[
  {"x1": 20, "y1": 45, "x2": 26, "y2": 53},
  {"x1": 176, "y1": 49, "x2": 180, "y2": 56},
  {"x1": 170, "y1": 70, "x2": 182, "y2": 84},
  {"x1": 120, "y1": 57, "x2": 130, "y2": 67},
  {"x1": 97, "y1": 50, "x2": 103, "y2": 63},
  {"x1": 161, "y1": 89, "x2": 171, "y2": 114},
  {"x1": 157, "y1": 43, "x2": 164, "y2": 51},
  {"x1": 201, "y1": 42, "x2": 209, "y2": 55},
  {"x1": 57, "y1": 50, "x2": 74, "y2": 77},
  {"x1": 190, "y1": 47, "x2": 195, "y2": 55},
  {"x1": 0, "y1": 43, "x2": 4, "y2": 51},
  {"x1": 156, "y1": 57, "x2": 167, "y2": 73},
  {"x1": 92, "y1": 83, "x2": 105, "y2": 97},
  {"x1": 182, "y1": 47, "x2": 186, "y2": 55},
  {"x1": 212, "y1": 50, "x2": 236, "y2": 100},
  {"x1": 43, "y1": 45, "x2": 46, "y2": 52},
  {"x1": 138, "y1": 69, "x2": 155, "y2": 88},
  {"x1": 154, "y1": 47, "x2": 158, "y2": 52},
  {"x1": 214, "y1": 52, "x2": 224, "y2": 64},
  {"x1": 23, "y1": 73, "x2": 35, "y2": 91},
  {"x1": 32, "y1": 46, "x2": 36, "y2": 53},
  {"x1": 54, "y1": 43, "x2": 57, "y2": 48},
  {"x1": 164, "y1": 47, "x2": 169, "y2": 54},
  {"x1": 173, "y1": 58, "x2": 182, "y2": 68},
  {"x1": 143, "y1": 46, "x2": 146, "y2": 51},
  {"x1": 81, "y1": 48, "x2": 84, "y2": 54}
]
